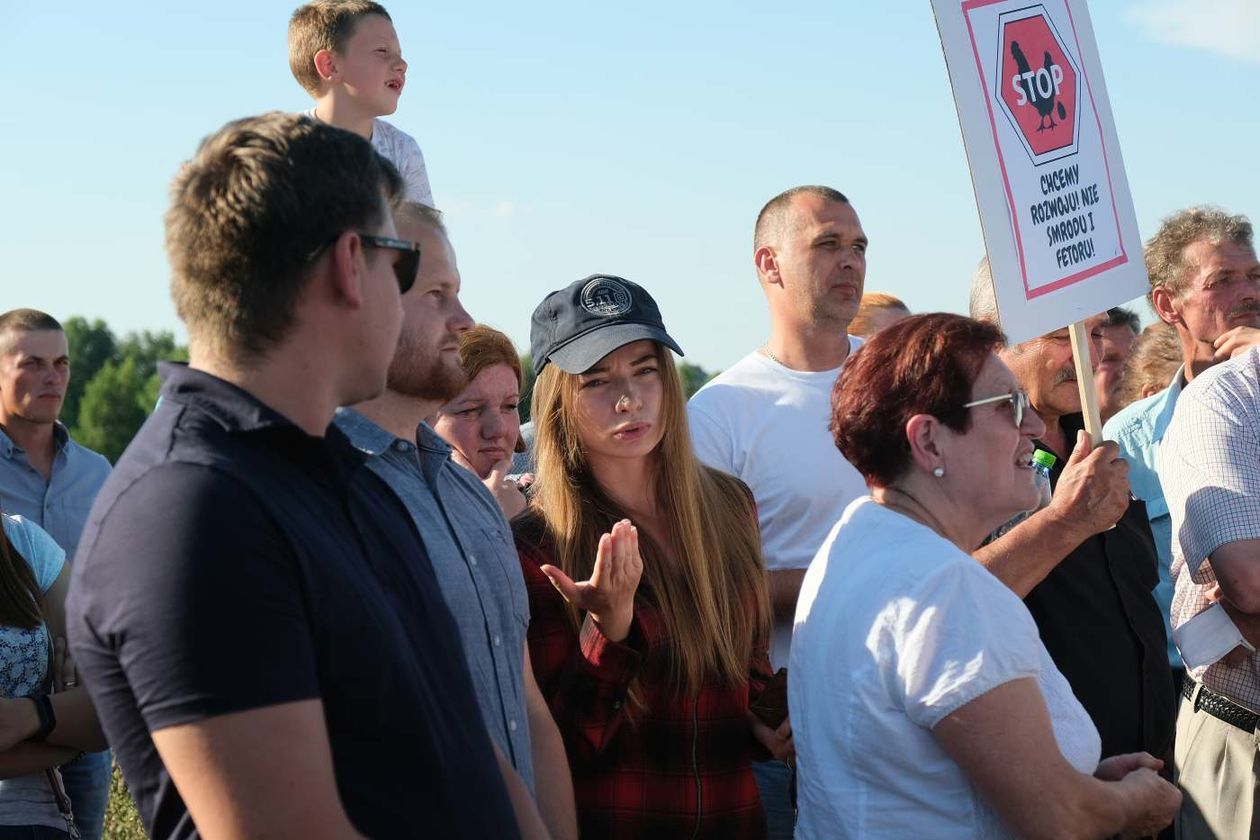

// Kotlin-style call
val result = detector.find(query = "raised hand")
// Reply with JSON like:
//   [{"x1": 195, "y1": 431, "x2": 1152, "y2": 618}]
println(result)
[
  {"x1": 483, "y1": 458, "x2": 528, "y2": 520},
  {"x1": 452, "y1": 451, "x2": 529, "y2": 520},
  {"x1": 1045, "y1": 430, "x2": 1131, "y2": 539},
  {"x1": 540, "y1": 519, "x2": 643, "y2": 643},
  {"x1": 1213, "y1": 326, "x2": 1260, "y2": 362}
]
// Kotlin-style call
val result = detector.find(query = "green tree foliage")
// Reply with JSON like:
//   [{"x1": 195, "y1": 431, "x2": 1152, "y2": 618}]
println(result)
[
  {"x1": 62, "y1": 317, "x2": 117, "y2": 431},
  {"x1": 61, "y1": 323, "x2": 186, "y2": 463},
  {"x1": 74, "y1": 357, "x2": 150, "y2": 463},
  {"x1": 678, "y1": 362, "x2": 716, "y2": 398},
  {"x1": 117, "y1": 331, "x2": 181, "y2": 382}
]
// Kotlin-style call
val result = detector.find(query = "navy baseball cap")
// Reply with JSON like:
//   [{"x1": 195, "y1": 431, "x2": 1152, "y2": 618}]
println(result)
[{"x1": 530, "y1": 275, "x2": 684, "y2": 375}]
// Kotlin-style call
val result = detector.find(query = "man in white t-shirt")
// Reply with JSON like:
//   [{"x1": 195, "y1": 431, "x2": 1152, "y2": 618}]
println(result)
[{"x1": 687, "y1": 185, "x2": 870, "y2": 838}]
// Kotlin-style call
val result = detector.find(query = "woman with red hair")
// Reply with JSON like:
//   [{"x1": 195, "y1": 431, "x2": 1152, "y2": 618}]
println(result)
[{"x1": 790, "y1": 312, "x2": 1179, "y2": 839}]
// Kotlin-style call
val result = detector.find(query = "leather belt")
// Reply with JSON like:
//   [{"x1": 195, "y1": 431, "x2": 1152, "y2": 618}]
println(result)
[{"x1": 1183, "y1": 677, "x2": 1260, "y2": 733}]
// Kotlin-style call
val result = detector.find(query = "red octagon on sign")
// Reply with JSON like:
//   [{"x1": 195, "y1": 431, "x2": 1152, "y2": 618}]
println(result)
[{"x1": 995, "y1": 6, "x2": 1080, "y2": 165}]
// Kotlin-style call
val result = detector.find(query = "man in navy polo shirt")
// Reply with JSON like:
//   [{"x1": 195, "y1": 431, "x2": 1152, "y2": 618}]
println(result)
[{"x1": 66, "y1": 113, "x2": 537, "y2": 839}]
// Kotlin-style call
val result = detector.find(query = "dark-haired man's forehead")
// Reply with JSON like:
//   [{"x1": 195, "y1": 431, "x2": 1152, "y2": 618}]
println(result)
[
  {"x1": 0, "y1": 328, "x2": 68, "y2": 359},
  {"x1": 795, "y1": 198, "x2": 864, "y2": 239}
]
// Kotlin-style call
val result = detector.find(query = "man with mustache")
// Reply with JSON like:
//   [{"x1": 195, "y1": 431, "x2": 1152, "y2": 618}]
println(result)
[
  {"x1": 1104, "y1": 208, "x2": 1260, "y2": 700},
  {"x1": 688, "y1": 185, "x2": 870, "y2": 838},
  {"x1": 970, "y1": 263, "x2": 1175, "y2": 775},
  {"x1": 1105, "y1": 208, "x2": 1260, "y2": 838}
]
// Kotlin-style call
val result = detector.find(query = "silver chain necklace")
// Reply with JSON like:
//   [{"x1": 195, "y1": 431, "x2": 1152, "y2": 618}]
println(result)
[{"x1": 761, "y1": 345, "x2": 784, "y2": 366}]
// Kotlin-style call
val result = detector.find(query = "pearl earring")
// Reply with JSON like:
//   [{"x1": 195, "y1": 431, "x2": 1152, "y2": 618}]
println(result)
[{"x1": 933, "y1": 467, "x2": 945, "y2": 478}]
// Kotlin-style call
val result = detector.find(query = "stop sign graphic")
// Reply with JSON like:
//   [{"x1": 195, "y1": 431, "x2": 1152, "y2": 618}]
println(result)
[{"x1": 995, "y1": 6, "x2": 1080, "y2": 166}]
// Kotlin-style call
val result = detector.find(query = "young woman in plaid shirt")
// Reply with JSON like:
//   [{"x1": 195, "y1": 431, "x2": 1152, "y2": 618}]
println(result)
[{"x1": 513, "y1": 276, "x2": 784, "y2": 838}]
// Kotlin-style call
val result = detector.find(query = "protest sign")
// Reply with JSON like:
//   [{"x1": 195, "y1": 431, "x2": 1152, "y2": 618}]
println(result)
[{"x1": 932, "y1": 0, "x2": 1147, "y2": 438}]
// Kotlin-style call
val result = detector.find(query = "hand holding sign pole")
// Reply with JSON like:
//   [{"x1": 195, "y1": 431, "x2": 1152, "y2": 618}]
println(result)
[{"x1": 931, "y1": 0, "x2": 1147, "y2": 445}]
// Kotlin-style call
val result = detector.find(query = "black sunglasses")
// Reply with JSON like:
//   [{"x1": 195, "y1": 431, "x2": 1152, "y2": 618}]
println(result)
[
  {"x1": 307, "y1": 232, "x2": 421, "y2": 294},
  {"x1": 359, "y1": 234, "x2": 421, "y2": 294}
]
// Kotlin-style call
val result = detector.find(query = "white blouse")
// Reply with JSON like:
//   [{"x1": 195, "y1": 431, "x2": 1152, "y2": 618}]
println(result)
[{"x1": 791, "y1": 498, "x2": 1101, "y2": 839}]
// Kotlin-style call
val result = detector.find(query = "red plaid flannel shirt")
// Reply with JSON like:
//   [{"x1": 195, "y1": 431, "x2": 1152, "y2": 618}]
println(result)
[{"x1": 514, "y1": 526, "x2": 773, "y2": 839}]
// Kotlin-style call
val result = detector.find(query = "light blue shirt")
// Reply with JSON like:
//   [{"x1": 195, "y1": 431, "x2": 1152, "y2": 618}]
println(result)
[
  {"x1": 0, "y1": 423, "x2": 111, "y2": 562},
  {"x1": 334, "y1": 409, "x2": 535, "y2": 793},
  {"x1": 1103, "y1": 367, "x2": 1186, "y2": 668}
]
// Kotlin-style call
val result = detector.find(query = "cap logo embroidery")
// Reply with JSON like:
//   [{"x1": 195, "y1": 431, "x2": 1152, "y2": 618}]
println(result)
[{"x1": 580, "y1": 277, "x2": 633, "y2": 317}]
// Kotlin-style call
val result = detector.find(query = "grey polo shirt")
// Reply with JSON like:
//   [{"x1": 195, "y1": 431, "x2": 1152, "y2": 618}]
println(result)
[
  {"x1": 334, "y1": 409, "x2": 535, "y2": 793},
  {"x1": 0, "y1": 423, "x2": 110, "y2": 560}
]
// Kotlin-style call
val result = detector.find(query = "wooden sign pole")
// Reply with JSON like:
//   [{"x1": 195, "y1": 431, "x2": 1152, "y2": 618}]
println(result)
[{"x1": 1068, "y1": 320, "x2": 1103, "y2": 446}]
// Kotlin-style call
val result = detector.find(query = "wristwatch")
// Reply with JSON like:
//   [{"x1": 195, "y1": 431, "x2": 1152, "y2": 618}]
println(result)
[{"x1": 27, "y1": 694, "x2": 56, "y2": 742}]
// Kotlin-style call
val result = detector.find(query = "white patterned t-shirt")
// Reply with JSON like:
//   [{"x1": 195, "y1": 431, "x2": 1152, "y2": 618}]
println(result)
[{"x1": 303, "y1": 110, "x2": 434, "y2": 207}]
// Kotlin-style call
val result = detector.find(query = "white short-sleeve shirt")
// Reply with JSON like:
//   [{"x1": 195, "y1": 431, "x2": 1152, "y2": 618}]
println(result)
[
  {"x1": 687, "y1": 342, "x2": 869, "y2": 666},
  {"x1": 791, "y1": 498, "x2": 1101, "y2": 839},
  {"x1": 370, "y1": 119, "x2": 434, "y2": 207},
  {"x1": 303, "y1": 110, "x2": 433, "y2": 207}
]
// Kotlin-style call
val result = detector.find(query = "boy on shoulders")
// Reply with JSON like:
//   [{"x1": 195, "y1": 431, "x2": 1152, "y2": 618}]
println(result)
[{"x1": 289, "y1": 0, "x2": 434, "y2": 206}]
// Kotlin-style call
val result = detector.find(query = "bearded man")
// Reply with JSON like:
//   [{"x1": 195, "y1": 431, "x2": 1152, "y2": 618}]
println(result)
[{"x1": 334, "y1": 203, "x2": 577, "y2": 840}]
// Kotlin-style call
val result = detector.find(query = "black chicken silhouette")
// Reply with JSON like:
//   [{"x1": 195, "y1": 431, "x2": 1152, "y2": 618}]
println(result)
[{"x1": 1011, "y1": 40, "x2": 1068, "y2": 131}]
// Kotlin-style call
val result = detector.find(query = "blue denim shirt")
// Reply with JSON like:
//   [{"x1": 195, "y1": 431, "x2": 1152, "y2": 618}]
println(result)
[
  {"x1": 0, "y1": 423, "x2": 110, "y2": 562},
  {"x1": 335, "y1": 409, "x2": 535, "y2": 793},
  {"x1": 1103, "y1": 368, "x2": 1185, "y2": 668}
]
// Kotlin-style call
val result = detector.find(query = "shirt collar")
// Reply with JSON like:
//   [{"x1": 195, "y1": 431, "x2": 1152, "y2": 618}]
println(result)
[
  {"x1": 335, "y1": 411, "x2": 456, "y2": 489},
  {"x1": 0, "y1": 422, "x2": 70, "y2": 459},
  {"x1": 1149, "y1": 364, "x2": 1187, "y2": 443},
  {"x1": 158, "y1": 362, "x2": 305, "y2": 434},
  {"x1": 334, "y1": 407, "x2": 401, "y2": 456},
  {"x1": 417, "y1": 422, "x2": 453, "y2": 458}
]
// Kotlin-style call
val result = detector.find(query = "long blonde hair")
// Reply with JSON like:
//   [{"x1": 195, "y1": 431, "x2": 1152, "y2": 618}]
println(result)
[{"x1": 524, "y1": 343, "x2": 770, "y2": 695}]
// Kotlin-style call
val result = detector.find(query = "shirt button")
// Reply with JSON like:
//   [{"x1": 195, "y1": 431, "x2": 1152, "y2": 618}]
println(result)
[
  {"x1": 612, "y1": 700, "x2": 623, "y2": 710},
  {"x1": 493, "y1": 635, "x2": 502, "y2": 647},
  {"x1": 469, "y1": 555, "x2": 478, "y2": 567},
  {"x1": 508, "y1": 719, "x2": 518, "y2": 732},
  {"x1": 393, "y1": 441, "x2": 409, "y2": 452}
]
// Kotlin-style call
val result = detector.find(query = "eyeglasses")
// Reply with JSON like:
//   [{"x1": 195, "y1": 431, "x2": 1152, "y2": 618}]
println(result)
[
  {"x1": 307, "y1": 232, "x2": 421, "y2": 294},
  {"x1": 962, "y1": 389, "x2": 1031, "y2": 429},
  {"x1": 359, "y1": 234, "x2": 421, "y2": 294}
]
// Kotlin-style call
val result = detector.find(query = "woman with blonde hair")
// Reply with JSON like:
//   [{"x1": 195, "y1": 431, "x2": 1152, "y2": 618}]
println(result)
[
  {"x1": 849, "y1": 291, "x2": 909, "y2": 337},
  {"x1": 1117, "y1": 322, "x2": 1182, "y2": 408},
  {"x1": 513, "y1": 274, "x2": 781, "y2": 838}
]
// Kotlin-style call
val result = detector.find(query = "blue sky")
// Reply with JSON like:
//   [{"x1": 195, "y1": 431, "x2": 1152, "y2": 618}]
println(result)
[{"x1": 2, "y1": 0, "x2": 1256, "y2": 370}]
